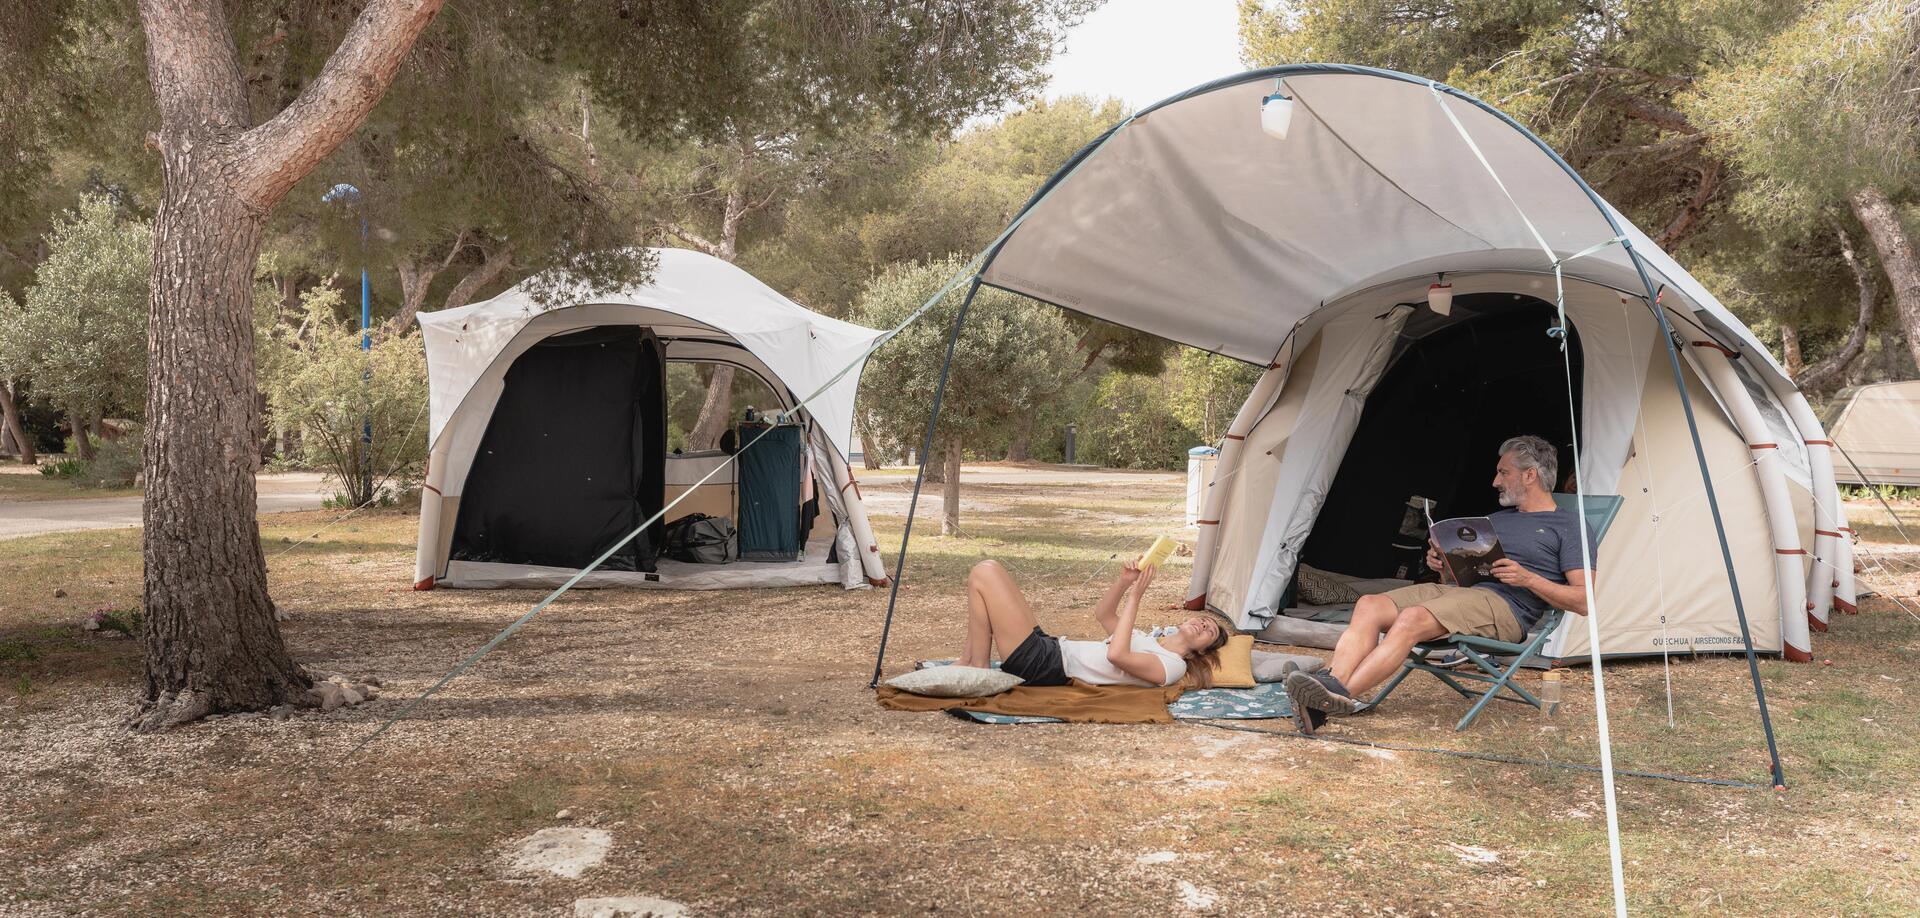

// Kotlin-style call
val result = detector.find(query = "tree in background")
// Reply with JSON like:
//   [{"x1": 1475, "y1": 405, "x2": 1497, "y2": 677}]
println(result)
[
  {"x1": 601, "y1": 0, "x2": 1099, "y2": 451},
  {"x1": 854, "y1": 257, "x2": 1077, "y2": 535},
  {"x1": 1684, "y1": 0, "x2": 1920, "y2": 377},
  {"x1": 1171, "y1": 349, "x2": 1265, "y2": 445},
  {"x1": 260, "y1": 287, "x2": 430, "y2": 507},
  {"x1": 0, "y1": 193, "x2": 152, "y2": 461}
]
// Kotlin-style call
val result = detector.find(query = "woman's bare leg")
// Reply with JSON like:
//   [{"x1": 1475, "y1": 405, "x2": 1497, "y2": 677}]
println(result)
[{"x1": 960, "y1": 560, "x2": 1040, "y2": 666}]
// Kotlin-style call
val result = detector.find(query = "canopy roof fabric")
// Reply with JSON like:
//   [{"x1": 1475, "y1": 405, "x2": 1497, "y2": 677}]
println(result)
[
  {"x1": 978, "y1": 64, "x2": 1783, "y2": 381},
  {"x1": 418, "y1": 247, "x2": 885, "y2": 456}
]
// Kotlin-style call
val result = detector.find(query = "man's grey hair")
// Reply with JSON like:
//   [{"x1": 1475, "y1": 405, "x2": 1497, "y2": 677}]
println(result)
[{"x1": 1499, "y1": 435, "x2": 1559, "y2": 493}]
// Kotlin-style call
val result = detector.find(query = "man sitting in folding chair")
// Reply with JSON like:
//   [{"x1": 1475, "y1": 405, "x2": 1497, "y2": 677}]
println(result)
[{"x1": 1285, "y1": 435, "x2": 1595, "y2": 733}]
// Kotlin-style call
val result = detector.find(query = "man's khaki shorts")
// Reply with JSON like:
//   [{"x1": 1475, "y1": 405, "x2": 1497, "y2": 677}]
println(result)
[{"x1": 1379, "y1": 583, "x2": 1524, "y2": 643}]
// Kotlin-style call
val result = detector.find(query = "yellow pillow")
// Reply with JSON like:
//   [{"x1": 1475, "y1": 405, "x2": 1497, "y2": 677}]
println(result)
[{"x1": 1181, "y1": 633, "x2": 1255, "y2": 689}]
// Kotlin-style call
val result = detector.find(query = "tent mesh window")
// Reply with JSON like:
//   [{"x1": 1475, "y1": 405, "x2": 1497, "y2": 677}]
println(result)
[{"x1": 450, "y1": 326, "x2": 667, "y2": 571}]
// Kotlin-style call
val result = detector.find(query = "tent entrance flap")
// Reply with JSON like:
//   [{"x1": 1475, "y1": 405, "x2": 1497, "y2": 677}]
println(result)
[
  {"x1": 450, "y1": 325, "x2": 667, "y2": 571},
  {"x1": 1300, "y1": 295, "x2": 1584, "y2": 580}
]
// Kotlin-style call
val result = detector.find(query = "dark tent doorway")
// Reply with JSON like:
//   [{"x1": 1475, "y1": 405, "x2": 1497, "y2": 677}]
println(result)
[
  {"x1": 451, "y1": 326, "x2": 667, "y2": 571},
  {"x1": 1300, "y1": 294, "x2": 1583, "y2": 580}
]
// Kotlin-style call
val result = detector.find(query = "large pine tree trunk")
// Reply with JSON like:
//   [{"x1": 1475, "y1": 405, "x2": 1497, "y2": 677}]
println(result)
[
  {"x1": 138, "y1": 177, "x2": 309, "y2": 729},
  {"x1": 0, "y1": 382, "x2": 33, "y2": 464},
  {"x1": 134, "y1": 0, "x2": 443, "y2": 729},
  {"x1": 1850, "y1": 186, "x2": 1920, "y2": 371},
  {"x1": 941, "y1": 434, "x2": 963, "y2": 536},
  {"x1": 686, "y1": 364, "x2": 736, "y2": 450}
]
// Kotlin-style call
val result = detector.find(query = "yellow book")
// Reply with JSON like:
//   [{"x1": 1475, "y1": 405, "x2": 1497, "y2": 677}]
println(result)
[{"x1": 1140, "y1": 534, "x2": 1177, "y2": 569}]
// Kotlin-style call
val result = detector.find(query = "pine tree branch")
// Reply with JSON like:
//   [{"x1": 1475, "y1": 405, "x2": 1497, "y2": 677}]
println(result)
[{"x1": 231, "y1": 0, "x2": 446, "y2": 206}]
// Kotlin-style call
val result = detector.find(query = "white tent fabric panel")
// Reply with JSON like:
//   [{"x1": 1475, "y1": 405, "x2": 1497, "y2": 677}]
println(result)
[
  {"x1": 1240, "y1": 305, "x2": 1411, "y2": 624},
  {"x1": 979, "y1": 66, "x2": 1790, "y2": 388},
  {"x1": 1205, "y1": 335, "x2": 1325, "y2": 621},
  {"x1": 1545, "y1": 353, "x2": 1784, "y2": 659},
  {"x1": 419, "y1": 248, "x2": 884, "y2": 458}
]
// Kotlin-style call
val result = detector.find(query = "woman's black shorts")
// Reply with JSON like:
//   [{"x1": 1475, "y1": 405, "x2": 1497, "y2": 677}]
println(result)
[{"x1": 1001, "y1": 625, "x2": 1069, "y2": 686}]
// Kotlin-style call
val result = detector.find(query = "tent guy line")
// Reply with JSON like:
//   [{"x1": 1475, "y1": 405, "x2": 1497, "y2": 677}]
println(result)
[{"x1": 1428, "y1": 79, "x2": 1625, "y2": 918}]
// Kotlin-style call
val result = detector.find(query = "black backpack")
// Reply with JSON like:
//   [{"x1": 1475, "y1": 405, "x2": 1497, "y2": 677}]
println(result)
[{"x1": 662, "y1": 513, "x2": 738, "y2": 564}]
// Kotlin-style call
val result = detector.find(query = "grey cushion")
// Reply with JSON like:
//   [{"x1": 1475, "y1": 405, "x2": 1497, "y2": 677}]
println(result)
[
  {"x1": 1251, "y1": 649, "x2": 1327, "y2": 682},
  {"x1": 886, "y1": 665, "x2": 1024, "y2": 698}
]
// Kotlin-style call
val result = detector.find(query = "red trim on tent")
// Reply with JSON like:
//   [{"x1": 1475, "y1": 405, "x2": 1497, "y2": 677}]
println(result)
[
  {"x1": 413, "y1": 576, "x2": 435, "y2": 591},
  {"x1": 1747, "y1": 442, "x2": 1778, "y2": 450},
  {"x1": 1784, "y1": 644, "x2": 1813, "y2": 662},
  {"x1": 1776, "y1": 548, "x2": 1807, "y2": 555},
  {"x1": 1224, "y1": 434, "x2": 1246, "y2": 441},
  {"x1": 424, "y1": 483, "x2": 442, "y2": 496},
  {"x1": 1808, "y1": 611, "x2": 1827, "y2": 632},
  {"x1": 1182, "y1": 594, "x2": 1207, "y2": 611},
  {"x1": 1835, "y1": 597, "x2": 1858, "y2": 613},
  {"x1": 1815, "y1": 529, "x2": 1842, "y2": 538},
  {"x1": 1804, "y1": 439, "x2": 1833, "y2": 446},
  {"x1": 867, "y1": 577, "x2": 890, "y2": 587},
  {"x1": 1690, "y1": 340, "x2": 1739, "y2": 357},
  {"x1": 1196, "y1": 519, "x2": 1219, "y2": 526}
]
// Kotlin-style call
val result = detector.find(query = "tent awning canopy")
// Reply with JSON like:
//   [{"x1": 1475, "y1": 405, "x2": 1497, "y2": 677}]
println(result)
[
  {"x1": 978, "y1": 64, "x2": 1783, "y2": 381},
  {"x1": 418, "y1": 247, "x2": 885, "y2": 457}
]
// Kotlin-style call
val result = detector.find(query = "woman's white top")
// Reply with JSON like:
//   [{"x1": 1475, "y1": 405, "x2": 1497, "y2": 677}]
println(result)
[{"x1": 1058, "y1": 630, "x2": 1188, "y2": 687}]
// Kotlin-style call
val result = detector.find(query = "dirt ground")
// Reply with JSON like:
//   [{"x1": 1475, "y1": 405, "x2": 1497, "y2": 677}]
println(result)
[{"x1": 1, "y1": 466, "x2": 1916, "y2": 916}]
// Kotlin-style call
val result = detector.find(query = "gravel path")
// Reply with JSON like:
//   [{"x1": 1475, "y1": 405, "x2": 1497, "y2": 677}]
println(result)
[{"x1": 0, "y1": 472, "x2": 332, "y2": 540}]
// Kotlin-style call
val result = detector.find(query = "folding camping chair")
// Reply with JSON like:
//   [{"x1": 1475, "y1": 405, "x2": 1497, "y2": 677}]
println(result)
[{"x1": 1367, "y1": 493, "x2": 1622, "y2": 731}]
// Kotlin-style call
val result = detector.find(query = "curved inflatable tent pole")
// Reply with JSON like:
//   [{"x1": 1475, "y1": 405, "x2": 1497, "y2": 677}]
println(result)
[
  {"x1": 957, "y1": 63, "x2": 1788, "y2": 788},
  {"x1": 1762, "y1": 377, "x2": 1848, "y2": 624},
  {"x1": 1684, "y1": 341, "x2": 1814, "y2": 651}
]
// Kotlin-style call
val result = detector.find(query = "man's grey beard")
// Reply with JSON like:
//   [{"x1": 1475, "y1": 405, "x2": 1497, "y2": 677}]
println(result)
[{"x1": 1496, "y1": 487, "x2": 1519, "y2": 507}]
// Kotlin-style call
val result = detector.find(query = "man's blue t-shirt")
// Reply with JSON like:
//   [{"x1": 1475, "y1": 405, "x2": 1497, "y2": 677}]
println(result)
[{"x1": 1474, "y1": 507, "x2": 1598, "y2": 634}]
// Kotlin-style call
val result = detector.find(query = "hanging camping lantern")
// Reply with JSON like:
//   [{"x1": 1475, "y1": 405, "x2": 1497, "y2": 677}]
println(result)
[
  {"x1": 1427, "y1": 275, "x2": 1453, "y2": 316},
  {"x1": 1260, "y1": 85, "x2": 1294, "y2": 140}
]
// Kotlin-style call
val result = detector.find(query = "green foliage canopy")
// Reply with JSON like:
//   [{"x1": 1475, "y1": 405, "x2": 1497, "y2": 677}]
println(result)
[{"x1": 0, "y1": 193, "x2": 151, "y2": 422}]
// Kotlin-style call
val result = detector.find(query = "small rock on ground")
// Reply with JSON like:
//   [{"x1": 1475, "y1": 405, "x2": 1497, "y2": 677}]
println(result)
[
  {"x1": 573, "y1": 896, "x2": 689, "y2": 918},
  {"x1": 508, "y1": 827, "x2": 613, "y2": 879},
  {"x1": 1177, "y1": 880, "x2": 1219, "y2": 910}
]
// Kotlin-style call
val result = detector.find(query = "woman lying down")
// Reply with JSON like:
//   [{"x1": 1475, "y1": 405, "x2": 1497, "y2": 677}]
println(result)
[{"x1": 956, "y1": 558, "x2": 1231, "y2": 688}]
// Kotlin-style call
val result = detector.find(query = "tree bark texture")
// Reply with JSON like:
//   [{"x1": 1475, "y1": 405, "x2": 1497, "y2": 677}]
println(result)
[
  {"x1": 1850, "y1": 186, "x2": 1920, "y2": 372},
  {"x1": 941, "y1": 434, "x2": 962, "y2": 536},
  {"x1": 0, "y1": 382, "x2": 33, "y2": 464},
  {"x1": 134, "y1": 0, "x2": 444, "y2": 729},
  {"x1": 1005, "y1": 414, "x2": 1032, "y2": 462},
  {"x1": 1797, "y1": 225, "x2": 1878, "y2": 396},
  {"x1": 1779, "y1": 322, "x2": 1803, "y2": 378},
  {"x1": 685, "y1": 364, "x2": 737, "y2": 451},
  {"x1": 68, "y1": 409, "x2": 94, "y2": 460}
]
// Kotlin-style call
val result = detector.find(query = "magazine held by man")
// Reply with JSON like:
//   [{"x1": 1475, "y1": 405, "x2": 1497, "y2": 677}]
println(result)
[{"x1": 1429, "y1": 516, "x2": 1506, "y2": 587}]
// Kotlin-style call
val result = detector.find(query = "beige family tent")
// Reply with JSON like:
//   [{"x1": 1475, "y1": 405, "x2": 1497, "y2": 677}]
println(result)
[
  {"x1": 412, "y1": 248, "x2": 890, "y2": 592},
  {"x1": 1828, "y1": 380, "x2": 1920, "y2": 486},
  {"x1": 933, "y1": 64, "x2": 1857, "y2": 664}
]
